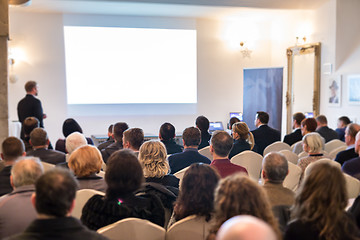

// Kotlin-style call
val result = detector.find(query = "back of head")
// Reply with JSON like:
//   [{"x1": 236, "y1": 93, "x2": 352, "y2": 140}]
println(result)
[
  {"x1": 302, "y1": 132, "x2": 323, "y2": 153},
  {"x1": 25, "y1": 81, "x2": 37, "y2": 93},
  {"x1": 1, "y1": 137, "x2": 25, "y2": 162},
  {"x1": 256, "y1": 111, "x2": 269, "y2": 124},
  {"x1": 316, "y1": 115, "x2": 328, "y2": 125},
  {"x1": 229, "y1": 117, "x2": 240, "y2": 130},
  {"x1": 216, "y1": 215, "x2": 277, "y2": 240},
  {"x1": 346, "y1": 123, "x2": 360, "y2": 140},
  {"x1": 30, "y1": 128, "x2": 48, "y2": 147},
  {"x1": 68, "y1": 145, "x2": 102, "y2": 177},
  {"x1": 159, "y1": 122, "x2": 176, "y2": 141},
  {"x1": 62, "y1": 118, "x2": 83, "y2": 137},
  {"x1": 35, "y1": 168, "x2": 78, "y2": 217},
  {"x1": 262, "y1": 152, "x2": 288, "y2": 183},
  {"x1": 11, "y1": 157, "x2": 44, "y2": 188},
  {"x1": 123, "y1": 128, "x2": 144, "y2": 150},
  {"x1": 182, "y1": 127, "x2": 201, "y2": 147},
  {"x1": 301, "y1": 118, "x2": 317, "y2": 132},
  {"x1": 196, "y1": 116, "x2": 210, "y2": 132},
  {"x1": 210, "y1": 131, "x2": 233, "y2": 157},
  {"x1": 108, "y1": 124, "x2": 114, "y2": 134},
  {"x1": 105, "y1": 149, "x2": 143, "y2": 199},
  {"x1": 113, "y1": 122, "x2": 129, "y2": 142},
  {"x1": 23, "y1": 117, "x2": 40, "y2": 136},
  {"x1": 65, "y1": 132, "x2": 87, "y2": 154},
  {"x1": 139, "y1": 140, "x2": 169, "y2": 178},
  {"x1": 293, "y1": 112, "x2": 305, "y2": 126},
  {"x1": 339, "y1": 116, "x2": 351, "y2": 126}
]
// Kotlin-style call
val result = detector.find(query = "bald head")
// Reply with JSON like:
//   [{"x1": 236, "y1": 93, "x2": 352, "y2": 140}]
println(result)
[
  {"x1": 355, "y1": 132, "x2": 360, "y2": 154},
  {"x1": 216, "y1": 216, "x2": 276, "y2": 240},
  {"x1": 11, "y1": 157, "x2": 44, "y2": 188},
  {"x1": 262, "y1": 152, "x2": 288, "y2": 183},
  {"x1": 345, "y1": 123, "x2": 360, "y2": 146}
]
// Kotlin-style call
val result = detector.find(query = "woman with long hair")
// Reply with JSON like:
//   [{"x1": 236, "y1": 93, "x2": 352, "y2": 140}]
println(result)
[
  {"x1": 285, "y1": 160, "x2": 359, "y2": 240},
  {"x1": 228, "y1": 122, "x2": 255, "y2": 159}
]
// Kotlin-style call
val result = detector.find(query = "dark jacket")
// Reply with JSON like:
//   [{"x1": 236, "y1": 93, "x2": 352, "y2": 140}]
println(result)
[
  {"x1": 335, "y1": 147, "x2": 358, "y2": 166},
  {"x1": 283, "y1": 128, "x2": 303, "y2": 147},
  {"x1": 316, "y1": 126, "x2": 339, "y2": 143},
  {"x1": 251, "y1": 125, "x2": 281, "y2": 155},
  {"x1": 26, "y1": 148, "x2": 66, "y2": 165},
  {"x1": 228, "y1": 139, "x2": 251, "y2": 159},
  {"x1": 0, "y1": 166, "x2": 13, "y2": 197},
  {"x1": 97, "y1": 138, "x2": 115, "y2": 151},
  {"x1": 198, "y1": 132, "x2": 211, "y2": 150},
  {"x1": 17, "y1": 94, "x2": 44, "y2": 128},
  {"x1": 168, "y1": 148, "x2": 211, "y2": 174},
  {"x1": 101, "y1": 141, "x2": 123, "y2": 163},
  {"x1": 161, "y1": 139, "x2": 183, "y2": 155}
]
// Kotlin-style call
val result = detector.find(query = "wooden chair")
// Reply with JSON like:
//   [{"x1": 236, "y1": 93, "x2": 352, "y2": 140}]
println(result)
[
  {"x1": 231, "y1": 151, "x2": 263, "y2": 181},
  {"x1": 263, "y1": 141, "x2": 291, "y2": 156},
  {"x1": 166, "y1": 215, "x2": 210, "y2": 240}
]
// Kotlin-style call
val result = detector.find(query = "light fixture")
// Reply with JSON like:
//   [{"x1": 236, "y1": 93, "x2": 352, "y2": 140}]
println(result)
[{"x1": 239, "y1": 42, "x2": 252, "y2": 58}]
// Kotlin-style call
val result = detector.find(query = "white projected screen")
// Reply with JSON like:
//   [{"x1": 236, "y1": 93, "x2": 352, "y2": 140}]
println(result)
[{"x1": 63, "y1": 26, "x2": 197, "y2": 104}]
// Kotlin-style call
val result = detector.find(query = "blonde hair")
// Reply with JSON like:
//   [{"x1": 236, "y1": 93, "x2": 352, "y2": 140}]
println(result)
[
  {"x1": 232, "y1": 122, "x2": 255, "y2": 150},
  {"x1": 302, "y1": 132, "x2": 323, "y2": 153},
  {"x1": 139, "y1": 140, "x2": 170, "y2": 178},
  {"x1": 68, "y1": 145, "x2": 103, "y2": 177}
]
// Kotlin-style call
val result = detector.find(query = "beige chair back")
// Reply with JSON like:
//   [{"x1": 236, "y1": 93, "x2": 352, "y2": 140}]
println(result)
[
  {"x1": 263, "y1": 141, "x2": 291, "y2": 156},
  {"x1": 198, "y1": 146, "x2": 212, "y2": 161},
  {"x1": 174, "y1": 166, "x2": 190, "y2": 188},
  {"x1": 231, "y1": 150, "x2": 263, "y2": 181},
  {"x1": 166, "y1": 215, "x2": 210, "y2": 240},
  {"x1": 279, "y1": 150, "x2": 299, "y2": 165},
  {"x1": 98, "y1": 218, "x2": 165, "y2": 240},
  {"x1": 291, "y1": 141, "x2": 303, "y2": 154},
  {"x1": 324, "y1": 139, "x2": 346, "y2": 153},
  {"x1": 298, "y1": 151, "x2": 307, "y2": 158},
  {"x1": 41, "y1": 162, "x2": 55, "y2": 172},
  {"x1": 344, "y1": 173, "x2": 360, "y2": 199},
  {"x1": 283, "y1": 161, "x2": 302, "y2": 191},
  {"x1": 329, "y1": 145, "x2": 347, "y2": 160},
  {"x1": 73, "y1": 189, "x2": 105, "y2": 219}
]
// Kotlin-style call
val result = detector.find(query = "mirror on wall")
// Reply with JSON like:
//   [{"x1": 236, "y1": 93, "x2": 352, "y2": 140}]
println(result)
[{"x1": 286, "y1": 42, "x2": 321, "y2": 133}]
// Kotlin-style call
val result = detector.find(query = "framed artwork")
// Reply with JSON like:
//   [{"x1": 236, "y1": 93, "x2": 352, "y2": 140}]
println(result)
[
  {"x1": 348, "y1": 75, "x2": 360, "y2": 105},
  {"x1": 328, "y1": 75, "x2": 341, "y2": 107}
]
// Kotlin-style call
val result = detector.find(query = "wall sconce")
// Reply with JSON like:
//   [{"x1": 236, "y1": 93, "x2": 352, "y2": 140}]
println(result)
[
  {"x1": 8, "y1": 47, "x2": 19, "y2": 83},
  {"x1": 239, "y1": 42, "x2": 252, "y2": 58}
]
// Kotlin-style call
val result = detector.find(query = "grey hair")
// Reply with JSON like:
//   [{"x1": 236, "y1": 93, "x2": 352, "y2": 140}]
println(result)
[
  {"x1": 11, "y1": 157, "x2": 44, "y2": 188},
  {"x1": 302, "y1": 132, "x2": 323, "y2": 153},
  {"x1": 65, "y1": 132, "x2": 87, "y2": 154},
  {"x1": 262, "y1": 152, "x2": 288, "y2": 183}
]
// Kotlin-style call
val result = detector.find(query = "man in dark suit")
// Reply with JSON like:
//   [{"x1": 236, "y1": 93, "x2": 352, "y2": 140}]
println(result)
[
  {"x1": 335, "y1": 123, "x2": 360, "y2": 166},
  {"x1": 159, "y1": 122, "x2": 183, "y2": 155},
  {"x1": 101, "y1": 122, "x2": 129, "y2": 163},
  {"x1": 283, "y1": 112, "x2": 305, "y2": 146},
  {"x1": 168, "y1": 127, "x2": 211, "y2": 174},
  {"x1": 316, "y1": 115, "x2": 339, "y2": 143},
  {"x1": 251, "y1": 111, "x2": 281, "y2": 155},
  {"x1": 27, "y1": 128, "x2": 66, "y2": 165},
  {"x1": 342, "y1": 132, "x2": 360, "y2": 180},
  {"x1": 336, "y1": 116, "x2": 351, "y2": 142}
]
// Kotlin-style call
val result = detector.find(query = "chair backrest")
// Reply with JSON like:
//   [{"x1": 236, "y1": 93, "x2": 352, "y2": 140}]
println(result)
[
  {"x1": 329, "y1": 145, "x2": 347, "y2": 160},
  {"x1": 263, "y1": 141, "x2": 291, "y2": 156},
  {"x1": 279, "y1": 150, "x2": 299, "y2": 165},
  {"x1": 174, "y1": 166, "x2": 190, "y2": 188},
  {"x1": 283, "y1": 161, "x2": 302, "y2": 191},
  {"x1": 298, "y1": 151, "x2": 307, "y2": 158},
  {"x1": 316, "y1": 158, "x2": 341, "y2": 169},
  {"x1": 198, "y1": 146, "x2": 212, "y2": 161},
  {"x1": 291, "y1": 141, "x2": 303, "y2": 154},
  {"x1": 98, "y1": 218, "x2": 165, "y2": 240},
  {"x1": 97, "y1": 170, "x2": 105, "y2": 178},
  {"x1": 324, "y1": 139, "x2": 346, "y2": 153},
  {"x1": 344, "y1": 173, "x2": 360, "y2": 199},
  {"x1": 166, "y1": 215, "x2": 210, "y2": 240},
  {"x1": 231, "y1": 150, "x2": 263, "y2": 181},
  {"x1": 73, "y1": 189, "x2": 105, "y2": 219},
  {"x1": 41, "y1": 161, "x2": 55, "y2": 172}
]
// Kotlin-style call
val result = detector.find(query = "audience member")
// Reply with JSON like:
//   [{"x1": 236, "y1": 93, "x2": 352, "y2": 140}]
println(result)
[
  {"x1": 7, "y1": 168, "x2": 108, "y2": 240},
  {"x1": 316, "y1": 115, "x2": 339, "y2": 143},
  {"x1": 122, "y1": 127, "x2": 144, "y2": 157},
  {"x1": 284, "y1": 161, "x2": 359, "y2": 240},
  {"x1": 68, "y1": 145, "x2": 106, "y2": 192},
  {"x1": 207, "y1": 174, "x2": 281, "y2": 240},
  {"x1": 168, "y1": 127, "x2": 210, "y2": 174},
  {"x1": 209, "y1": 131, "x2": 248, "y2": 178},
  {"x1": 262, "y1": 152, "x2": 295, "y2": 207},
  {"x1": 196, "y1": 116, "x2": 211, "y2": 150},
  {"x1": 283, "y1": 112, "x2": 305, "y2": 146},
  {"x1": 81, "y1": 149, "x2": 164, "y2": 230},
  {"x1": 159, "y1": 122, "x2": 183, "y2": 154},
  {"x1": 292, "y1": 117, "x2": 318, "y2": 154},
  {"x1": 336, "y1": 116, "x2": 351, "y2": 142},
  {"x1": 0, "y1": 157, "x2": 43, "y2": 239},
  {"x1": 22, "y1": 117, "x2": 40, "y2": 152},
  {"x1": 251, "y1": 111, "x2": 281, "y2": 155},
  {"x1": 0, "y1": 137, "x2": 25, "y2": 196},
  {"x1": 65, "y1": 132, "x2": 88, "y2": 157},
  {"x1": 335, "y1": 123, "x2": 360, "y2": 166},
  {"x1": 228, "y1": 122, "x2": 255, "y2": 159},
  {"x1": 101, "y1": 122, "x2": 129, "y2": 163},
  {"x1": 216, "y1": 216, "x2": 277, "y2": 240},
  {"x1": 169, "y1": 163, "x2": 220, "y2": 228},
  {"x1": 228, "y1": 117, "x2": 240, "y2": 131},
  {"x1": 97, "y1": 124, "x2": 114, "y2": 151},
  {"x1": 27, "y1": 128, "x2": 65, "y2": 165},
  {"x1": 55, "y1": 118, "x2": 94, "y2": 153},
  {"x1": 342, "y1": 131, "x2": 360, "y2": 179}
]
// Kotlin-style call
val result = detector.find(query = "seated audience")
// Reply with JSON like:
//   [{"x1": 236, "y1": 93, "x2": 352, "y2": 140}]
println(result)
[
  {"x1": 168, "y1": 127, "x2": 211, "y2": 174},
  {"x1": 284, "y1": 161, "x2": 359, "y2": 240},
  {"x1": 27, "y1": 128, "x2": 66, "y2": 165},
  {"x1": 68, "y1": 145, "x2": 106, "y2": 192},
  {"x1": 216, "y1": 216, "x2": 277, "y2": 240},
  {"x1": 297, "y1": 133, "x2": 327, "y2": 173},
  {"x1": 335, "y1": 123, "x2": 360, "y2": 166},
  {"x1": 169, "y1": 163, "x2": 220, "y2": 228},
  {"x1": 207, "y1": 174, "x2": 281, "y2": 240},
  {"x1": 159, "y1": 122, "x2": 183, "y2": 154},
  {"x1": 122, "y1": 127, "x2": 144, "y2": 157},
  {"x1": 210, "y1": 131, "x2": 248, "y2": 178},
  {"x1": 0, "y1": 137, "x2": 26, "y2": 196},
  {"x1": 316, "y1": 115, "x2": 339, "y2": 143},
  {"x1": 97, "y1": 124, "x2": 114, "y2": 151},
  {"x1": 101, "y1": 122, "x2": 129, "y2": 163},
  {"x1": 228, "y1": 122, "x2": 255, "y2": 159},
  {"x1": 0, "y1": 157, "x2": 43, "y2": 239},
  {"x1": 196, "y1": 115, "x2": 211, "y2": 150},
  {"x1": 292, "y1": 117, "x2": 318, "y2": 154},
  {"x1": 65, "y1": 132, "x2": 88, "y2": 157},
  {"x1": 283, "y1": 112, "x2": 305, "y2": 146},
  {"x1": 22, "y1": 117, "x2": 40, "y2": 152},
  {"x1": 81, "y1": 149, "x2": 164, "y2": 230},
  {"x1": 342, "y1": 131, "x2": 360, "y2": 179},
  {"x1": 251, "y1": 111, "x2": 281, "y2": 155},
  {"x1": 55, "y1": 118, "x2": 94, "y2": 153},
  {"x1": 227, "y1": 117, "x2": 240, "y2": 135},
  {"x1": 7, "y1": 168, "x2": 107, "y2": 240},
  {"x1": 262, "y1": 152, "x2": 295, "y2": 207},
  {"x1": 336, "y1": 116, "x2": 351, "y2": 142}
]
